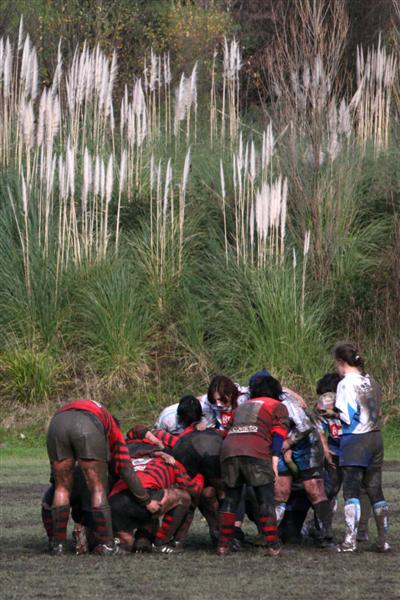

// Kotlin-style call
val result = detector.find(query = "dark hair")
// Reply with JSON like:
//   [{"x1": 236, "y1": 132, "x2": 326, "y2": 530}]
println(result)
[
  {"x1": 177, "y1": 395, "x2": 203, "y2": 428},
  {"x1": 207, "y1": 375, "x2": 239, "y2": 409},
  {"x1": 316, "y1": 372, "x2": 343, "y2": 395},
  {"x1": 333, "y1": 341, "x2": 365, "y2": 373},
  {"x1": 249, "y1": 375, "x2": 282, "y2": 400}
]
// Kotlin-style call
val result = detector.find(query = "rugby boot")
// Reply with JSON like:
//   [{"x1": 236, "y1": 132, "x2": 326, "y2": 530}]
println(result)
[
  {"x1": 265, "y1": 544, "x2": 282, "y2": 557},
  {"x1": 152, "y1": 542, "x2": 179, "y2": 554},
  {"x1": 50, "y1": 541, "x2": 66, "y2": 556},
  {"x1": 372, "y1": 501, "x2": 390, "y2": 552},
  {"x1": 170, "y1": 540, "x2": 185, "y2": 553},
  {"x1": 216, "y1": 545, "x2": 232, "y2": 556},
  {"x1": 93, "y1": 538, "x2": 120, "y2": 556}
]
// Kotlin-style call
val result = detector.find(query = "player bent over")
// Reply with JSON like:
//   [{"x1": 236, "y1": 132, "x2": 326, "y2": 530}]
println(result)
[
  {"x1": 46, "y1": 399, "x2": 160, "y2": 556},
  {"x1": 109, "y1": 452, "x2": 204, "y2": 553},
  {"x1": 218, "y1": 373, "x2": 289, "y2": 556}
]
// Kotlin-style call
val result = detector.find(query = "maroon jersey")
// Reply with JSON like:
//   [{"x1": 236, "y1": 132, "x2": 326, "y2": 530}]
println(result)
[
  {"x1": 57, "y1": 400, "x2": 133, "y2": 478},
  {"x1": 109, "y1": 456, "x2": 204, "y2": 500},
  {"x1": 221, "y1": 397, "x2": 289, "y2": 462}
]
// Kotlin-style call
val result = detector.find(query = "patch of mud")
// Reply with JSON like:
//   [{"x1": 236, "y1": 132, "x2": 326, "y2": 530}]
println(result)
[{"x1": 1, "y1": 484, "x2": 48, "y2": 503}]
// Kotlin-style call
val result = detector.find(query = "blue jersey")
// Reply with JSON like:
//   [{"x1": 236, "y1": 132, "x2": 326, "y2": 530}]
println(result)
[{"x1": 319, "y1": 415, "x2": 342, "y2": 455}]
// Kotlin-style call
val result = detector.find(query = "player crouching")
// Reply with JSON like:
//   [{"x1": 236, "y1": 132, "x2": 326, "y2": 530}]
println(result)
[{"x1": 109, "y1": 450, "x2": 204, "y2": 554}]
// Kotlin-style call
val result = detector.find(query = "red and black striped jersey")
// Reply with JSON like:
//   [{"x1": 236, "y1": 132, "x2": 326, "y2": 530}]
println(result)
[
  {"x1": 126, "y1": 424, "x2": 178, "y2": 449},
  {"x1": 221, "y1": 397, "x2": 289, "y2": 462},
  {"x1": 110, "y1": 456, "x2": 204, "y2": 500},
  {"x1": 57, "y1": 400, "x2": 136, "y2": 477}
]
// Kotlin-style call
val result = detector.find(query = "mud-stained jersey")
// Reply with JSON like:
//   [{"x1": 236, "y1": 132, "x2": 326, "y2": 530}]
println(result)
[
  {"x1": 57, "y1": 400, "x2": 133, "y2": 477},
  {"x1": 221, "y1": 397, "x2": 289, "y2": 462},
  {"x1": 335, "y1": 372, "x2": 381, "y2": 435}
]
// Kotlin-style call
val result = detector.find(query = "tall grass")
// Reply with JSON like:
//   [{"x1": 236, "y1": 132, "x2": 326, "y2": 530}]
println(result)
[{"x1": 0, "y1": 15, "x2": 399, "y2": 416}]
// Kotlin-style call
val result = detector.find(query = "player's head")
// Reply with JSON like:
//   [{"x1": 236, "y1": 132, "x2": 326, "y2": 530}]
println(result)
[
  {"x1": 207, "y1": 375, "x2": 239, "y2": 409},
  {"x1": 249, "y1": 372, "x2": 282, "y2": 400},
  {"x1": 333, "y1": 341, "x2": 365, "y2": 375},
  {"x1": 248, "y1": 368, "x2": 271, "y2": 390},
  {"x1": 177, "y1": 395, "x2": 203, "y2": 428},
  {"x1": 316, "y1": 372, "x2": 342, "y2": 395}
]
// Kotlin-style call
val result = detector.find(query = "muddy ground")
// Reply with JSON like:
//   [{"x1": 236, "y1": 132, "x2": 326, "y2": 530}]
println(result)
[{"x1": 0, "y1": 453, "x2": 399, "y2": 600}]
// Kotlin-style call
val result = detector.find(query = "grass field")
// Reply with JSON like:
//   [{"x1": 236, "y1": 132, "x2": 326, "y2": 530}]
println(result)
[{"x1": 0, "y1": 448, "x2": 399, "y2": 600}]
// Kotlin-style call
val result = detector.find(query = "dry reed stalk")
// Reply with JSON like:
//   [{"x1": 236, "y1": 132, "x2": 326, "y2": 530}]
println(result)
[
  {"x1": 301, "y1": 230, "x2": 311, "y2": 328},
  {"x1": 115, "y1": 149, "x2": 127, "y2": 255},
  {"x1": 220, "y1": 159, "x2": 228, "y2": 265},
  {"x1": 178, "y1": 147, "x2": 191, "y2": 273},
  {"x1": 210, "y1": 50, "x2": 218, "y2": 145},
  {"x1": 222, "y1": 37, "x2": 241, "y2": 143}
]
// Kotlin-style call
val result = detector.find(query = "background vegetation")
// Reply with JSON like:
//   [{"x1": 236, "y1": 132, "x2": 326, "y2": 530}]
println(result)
[{"x1": 0, "y1": 0, "x2": 399, "y2": 438}]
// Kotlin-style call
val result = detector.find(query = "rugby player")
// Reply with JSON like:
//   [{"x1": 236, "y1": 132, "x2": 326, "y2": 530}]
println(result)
[
  {"x1": 109, "y1": 449, "x2": 204, "y2": 553},
  {"x1": 46, "y1": 399, "x2": 160, "y2": 555},
  {"x1": 333, "y1": 342, "x2": 390, "y2": 552},
  {"x1": 218, "y1": 373, "x2": 289, "y2": 556},
  {"x1": 273, "y1": 380, "x2": 334, "y2": 548}
]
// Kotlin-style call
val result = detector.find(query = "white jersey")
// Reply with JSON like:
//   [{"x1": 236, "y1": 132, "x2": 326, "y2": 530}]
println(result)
[
  {"x1": 154, "y1": 398, "x2": 214, "y2": 434},
  {"x1": 200, "y1": 384, "x2": 249, "y2": 430},
  {"x1": 335, "y1": 372, "x2": 381, "y2": 435},
  {"x1": 154, "y1": 402, "x2": 181, "y2": 434}
]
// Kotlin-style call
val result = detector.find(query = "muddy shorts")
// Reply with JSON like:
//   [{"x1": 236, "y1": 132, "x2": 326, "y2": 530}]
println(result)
[
  {"x1": 221, "y1": 456, "x2": 274, "y2": 488},
  {"x1": 47, "y1": 410, "x2": 109, "y2": 463},
  {"x1": 110, "y1": 488, "x2": 164, "y2": 532},
  {"x1": 278, "y1": 437, "x2": 323, "y2": 479},
  {"x1": 339, "y1": 431, "x2": 384, "y2": 468}
]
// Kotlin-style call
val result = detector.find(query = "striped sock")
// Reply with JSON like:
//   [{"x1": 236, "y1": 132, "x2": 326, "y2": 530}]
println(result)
[
  {"x1": 51, "y1": 505, "x2": 70, "y2": 542},
  {"x1": 259, "y1": 514, "x2": 279, "y2": 547},
  {"x1": 155, "y1": 505, "x2": 189, "y2": 545},
  {"x1": 218, "y1": 511, "x2": 235, "y2": 549},
  {"x1": 41, "y1": 506, "x2": 53, "y2": 538},
  {"x1": 92, "y1": 505, "x2": 113, "y2": 544}
]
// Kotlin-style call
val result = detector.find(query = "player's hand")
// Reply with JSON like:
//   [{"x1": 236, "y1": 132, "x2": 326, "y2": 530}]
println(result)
[
  {"x1": 146, "y1": 499, "x2": 161, "y2": 514},
  {"x1": 325, "y1": 452, "x2": 336, "y2": 469},
  {"x1": 156, "y1": 451, "x2": 175, "y2": 465},
  {"x1": 195, "y1": 422, "x2": 208, "y2": 431},
  {"x1": 145, "y1": 430, "x2": 164, "y2": 449}
]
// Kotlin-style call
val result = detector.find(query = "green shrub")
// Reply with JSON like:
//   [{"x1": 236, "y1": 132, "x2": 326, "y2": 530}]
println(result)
[{"x1": 0, "y1": 348, "x2": 63, "y2": 404}]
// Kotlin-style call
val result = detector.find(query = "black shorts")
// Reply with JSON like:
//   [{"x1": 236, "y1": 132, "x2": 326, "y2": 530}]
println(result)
[
  {"x1": 221, "y1": 456, "x2": 274, "y2": 488},
  {"x1": 110, "y1": 489, "x2": 164, "y2": 532},
  {"x1": 47, "y1": 410, "x2": 108, "y2": 463}
]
